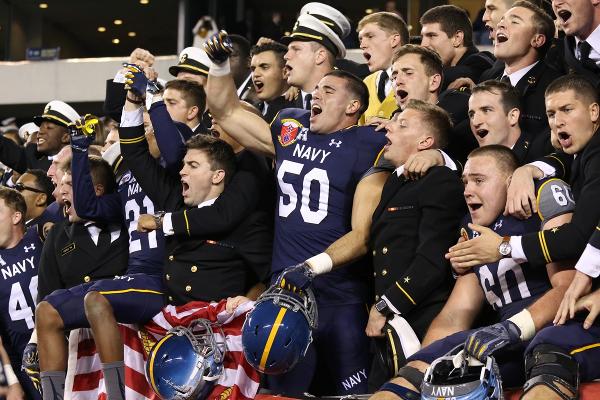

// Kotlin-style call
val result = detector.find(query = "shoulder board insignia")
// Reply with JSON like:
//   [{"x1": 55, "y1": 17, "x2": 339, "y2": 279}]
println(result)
[{"x1": 61, "y1": 243, "x2": 76, "y2": 256}]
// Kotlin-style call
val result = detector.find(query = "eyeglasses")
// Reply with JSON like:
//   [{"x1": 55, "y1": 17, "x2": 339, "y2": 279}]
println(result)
[{"x1": 14, "y1": 183, "x2": 46, "y2": 194}]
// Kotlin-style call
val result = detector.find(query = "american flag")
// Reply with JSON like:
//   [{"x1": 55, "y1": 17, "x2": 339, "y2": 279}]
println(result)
[{"x1": 64, "y1": 300, "x2": 260, "y2": 400}]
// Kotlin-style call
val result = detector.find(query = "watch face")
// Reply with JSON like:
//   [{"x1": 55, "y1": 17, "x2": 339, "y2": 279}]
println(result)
[
  {"x1": 375, "y1": 300, "x2": 387, "y2": 313},
  {"x1": 499, "y1": 242, "x2": 511, "y2": 256}
]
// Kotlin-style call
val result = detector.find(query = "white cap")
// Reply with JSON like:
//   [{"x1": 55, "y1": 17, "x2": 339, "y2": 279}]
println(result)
[
  {"x1": 170, "y1": 47, "x2": 213, "y2": 77},
  {"x1": 299, "y1": 2, "x2": 351, "y2": 39},
  {"x1": 33, "y1": 100, "x2": 80, "y2": 127},
  {"x1": 282, "y1": 14, "x2": 347, "y2": 58},
  {"x1": 18, "y1": 122, "x2": 39, "y2": 140}
]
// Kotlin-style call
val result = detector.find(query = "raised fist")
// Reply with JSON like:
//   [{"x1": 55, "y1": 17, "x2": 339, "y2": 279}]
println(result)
[
  {"x1": 68, "y1": 114, "x2": 99, "y2": 152},
  {"x1": 203, "y1": 30, "x2": 234, "y2": 64},
  {"x1": 128, "y1": 48, "x2": 155, "y2": 68},
  {"x1": 123, "y1": 63, "x2": 161, "y2": 98}
]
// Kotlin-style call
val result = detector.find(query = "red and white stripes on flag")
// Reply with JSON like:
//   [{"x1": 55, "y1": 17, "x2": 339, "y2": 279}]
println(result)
[{"x1": 65, "y1": 300, "x2": 260, "y2": 400}]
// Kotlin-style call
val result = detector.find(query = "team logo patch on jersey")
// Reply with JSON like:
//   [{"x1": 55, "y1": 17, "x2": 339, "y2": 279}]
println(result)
[{"x1": 279, "y1": 119, "x2": 303, "y2": 147}]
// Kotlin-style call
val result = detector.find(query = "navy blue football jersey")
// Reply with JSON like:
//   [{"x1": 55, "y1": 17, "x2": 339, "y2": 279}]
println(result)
[
  {"x1": 0, "y1": 228, "x2": 42, "y2": 365},
  {"x1": 270, "y1": 109, "x2": 387, "y2": 305},
  {"x1": 462, "y1": 214, "x2": 549, "y2": 320},
  {"x1": 118, "y1": 170, "x2": 164, "y2": 275}
]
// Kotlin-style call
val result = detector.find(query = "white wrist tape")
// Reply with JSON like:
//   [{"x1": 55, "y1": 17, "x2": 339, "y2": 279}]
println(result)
[
  {"x1": 209, "y1": 60, "x2": 231, "y2": 77},
  {"x1": 28, "y1": 329, "x2": 37, "y2": 344},
  {"x1": 4, "y1": 363, "x2": 18, "y2": 386},
  {"x1": 305, "y1": 253, "x2": 333, "y2": 275},
  {"x1": 508, "y1": 309, "x2": 536, "y2": 341}
]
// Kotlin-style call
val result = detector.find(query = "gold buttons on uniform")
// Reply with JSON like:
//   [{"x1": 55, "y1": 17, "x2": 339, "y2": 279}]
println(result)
[
  {"x1": 382, "y1": 269, "x2": 388, "y2": 276},
  {"x1": 168, "y1": 255, "x2": 174, "y2": 261},
  {"x1": 372, "y1": 250, "x2": 377, "y2": 256},
  {"x1": 84, "y1": 275, "x2": 91, "y2": 283},
  {"x1": 168, "y1": 296, "x2": 173, "y2": 302},
  {"x1": 165, "y1": 274, "x2": 170, "y2": 280},
  {"x1": 375, "y1": 295, "x2": 380, "y2": 301},
  {"x1": 185, "y1": 285, "x2": 192, "y2": 292},
  {"x1": 373, "y1": 271, "x2": 377, "y2": 277},
  {"x1": 382, "y1": 247, "x2": 388, "y2": 254},
  {"x1": 191, "y1": 265, "x2": 197, "y2": 272}
]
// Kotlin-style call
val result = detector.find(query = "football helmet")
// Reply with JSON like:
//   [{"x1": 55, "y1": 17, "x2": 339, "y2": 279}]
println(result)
[
  {"x1": 241, "y1": 284, "x2": 318, "y2": 375},
  {"x1": 421, "y1": 347, "x2": 503, "y2": 400},
  {"x1": 145, "y1": 319, "x2": 227, "y2": 400}
]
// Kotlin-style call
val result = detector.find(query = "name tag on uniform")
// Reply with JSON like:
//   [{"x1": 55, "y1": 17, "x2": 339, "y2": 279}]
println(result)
[
  {"x1": 387, "y1": 205, "x2": 415, "y2": 212},
  {"x1": 61, "y1": 243, "x2": 76, "y2": 256}
]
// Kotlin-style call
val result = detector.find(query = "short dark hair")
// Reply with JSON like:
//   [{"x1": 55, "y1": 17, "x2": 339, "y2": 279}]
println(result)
[
  {"x1": 545, "y1": 74, "x2": 599, "y2": 104},
  {"x1": 250, "y1": 42, "x2": 288, "y2": 68},
  {"x1": 323, "y1": 69, "x2": 370, "y2": 116},
  {"x1": 186, "y1": 135, "x2": 237, "y2": 185},
  {"x1": 468, "y1": 144, "x2": 519, "y2": 175},
  {"x1": 357, "y1": 12, "x2": 409, "y2": 46},
  {"x1": 62, "y1": 156, "x2": 116, "y2": 194},
  {"x1": 420, "y1": 5, "x2": 474, "y2": 47},
  {"x1": 512, "y1": 0, "x2": 555, "y2": 56},
  {"x1": 229, "y1": 34, "x2": 251, "y2": 59},
  {"x1": 392, "y1": 44, "x2": 444, "y2": 79},
  {"x1": 165, "y1": 79, "x2": 207, "y2": 111},
  {"x1": 0, "y1": 187, "x2": 26, "y2": 226},
  {"x1": 25, "y1": 169, "x2": 54, "y2": 206},
  {"x1": 405, "y1": 99, "x2": 452, "y2": 149},
  {"x1": 472, "y1": 80, "x2": 521, "y2": 114}
]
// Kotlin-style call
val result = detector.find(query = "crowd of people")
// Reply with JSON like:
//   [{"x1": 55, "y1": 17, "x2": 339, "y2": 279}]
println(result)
[{"x1": 1, "y1": 0, "x2": 600, "y2": 399}]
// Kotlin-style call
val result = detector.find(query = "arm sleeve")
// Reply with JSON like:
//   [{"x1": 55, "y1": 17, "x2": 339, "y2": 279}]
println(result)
[
  {"x1": 36, "y1": 226, "x2": 63, "y2": 302},
  {"x1": 170, "y1": 170, "x2": 261, "y2": 237},
  {"x1": 237, "y1": 212, "x2": 273, "y2": 284},
  {"x1": 0, "y1": 136, "x2": 30, "y2": 173},
  {"x1": 383, "y1": 169, "x2": 465, "y2": 314},
  {"x1": 148, "y1": 101, "x2": 191, "y2": 171},
  {"x1": 529, "y1": 152, "x2": 572, "y2": 180},
  {"x1": 118, "y1": 125, "x2": 182, "y2": 211},
  {"x1": 575, "y1": 224, "x2": 600, "y2": 277},
  {"x1": 103, "y1": 79, "x2": 127, "y2": 122},
  {"x1": 522, "y1": 155, "x2": 600, "y2": 265},
  {"x1": 71, "y1": 150, "x2": 123, "y2": 223}
]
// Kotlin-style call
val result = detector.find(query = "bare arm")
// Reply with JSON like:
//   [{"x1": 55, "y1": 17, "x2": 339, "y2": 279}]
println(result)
[
  {"x1": 422, "y1": 273, "x2": 485, "y2": 346},
  {"x1": 323, "y1": 171, "x2": 388, "y2": 267},
  {"x1": 205, "y1": 64, "x2": 275, "y2": 157}
]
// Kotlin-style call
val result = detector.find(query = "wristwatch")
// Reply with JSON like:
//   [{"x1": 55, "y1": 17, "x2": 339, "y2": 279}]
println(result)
[
  {"x1": 153, "y1": 211, "x2": 166, "y2": 230},
  {"x1": 375, "y1": 299, "x2": 395, "y2": 318},
  {"x1": 498, "y1": 236, "x2": 512, "y2": 258}
]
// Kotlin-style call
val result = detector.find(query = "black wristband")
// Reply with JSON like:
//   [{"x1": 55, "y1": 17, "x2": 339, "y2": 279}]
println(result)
[{"x1": 126, "y1": 96, "x2": 143, "y2": 105}]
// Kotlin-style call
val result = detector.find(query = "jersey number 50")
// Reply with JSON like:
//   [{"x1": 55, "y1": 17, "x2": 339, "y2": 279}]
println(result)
[{"x1": 277, "y1": 160, "x2": 330, "y2": 224}]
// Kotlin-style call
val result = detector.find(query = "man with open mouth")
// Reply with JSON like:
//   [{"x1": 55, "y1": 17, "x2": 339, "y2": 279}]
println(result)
[
  {"x1": 390, "y1": 44, "x2": 475, "y2": 164},
  {"x1": 479, "y1": 1, "x2": 561, "y2": 136},
  {"x1": 468, "y1": 80, "x2": 554, "y2": 164},
  {"x1": 551, "y1": 0, "x2": 600, "y2": 89},
  {"x1": 357, "y1": 11, "x2": 409, "y2": 125}
]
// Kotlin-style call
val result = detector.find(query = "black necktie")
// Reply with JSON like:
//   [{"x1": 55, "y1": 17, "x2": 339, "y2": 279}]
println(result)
[
  {"x1": 579, "y1": 41, "x2": 592, "y2": 62},
  {"x1": 377, "y1": 70, "x2": 389, "y2": 102},
  {"x1": 304, "y1": 93, "x2": 312, "y2": 110},
  {"x1": 500, "y1": 75, "x2": 511, "y2": 86},
  {"x1": 96, "y1": 224, "x2": 111, "y2": 251}
]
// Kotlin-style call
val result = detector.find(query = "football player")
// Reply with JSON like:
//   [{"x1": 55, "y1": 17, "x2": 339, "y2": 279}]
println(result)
[
  {"x1": 0, "y1": 187, "x2": 43, "y2": 399},
  {"x1": 371, "y1": 145, "x2": 575, "y2": 399},
  {"x1": 205, "y1": 31, "x2": 388, "y2": 396}
]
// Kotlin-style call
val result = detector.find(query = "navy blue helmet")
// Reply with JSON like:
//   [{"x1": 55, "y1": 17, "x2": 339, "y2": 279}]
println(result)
[
  {"x1": 421, "y1": 347, "x2": 503, "y2": 400},
  {"x1": 145, "y1": 319, "x2": 227, "y2": 400},
  {"x1": 241, "y1": 284, "x2": 318, "y2": 375}
]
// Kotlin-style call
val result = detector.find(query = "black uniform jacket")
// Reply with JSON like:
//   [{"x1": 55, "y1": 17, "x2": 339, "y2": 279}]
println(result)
[{"x1": 370, "y1": 166, "x2": 466, "y2": 338}]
